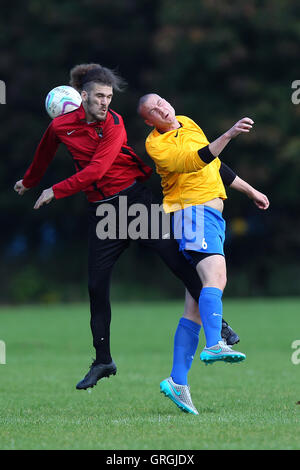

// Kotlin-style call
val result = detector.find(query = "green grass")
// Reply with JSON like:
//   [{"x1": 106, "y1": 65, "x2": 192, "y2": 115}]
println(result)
[{"x1": 0, "y1": 298, "x2": 299, "y2": 450}]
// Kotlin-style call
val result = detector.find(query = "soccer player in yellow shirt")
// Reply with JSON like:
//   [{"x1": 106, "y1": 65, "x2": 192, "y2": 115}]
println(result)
[{"x1": 138, "y1": 93, "x2": 269, "y2": 414}]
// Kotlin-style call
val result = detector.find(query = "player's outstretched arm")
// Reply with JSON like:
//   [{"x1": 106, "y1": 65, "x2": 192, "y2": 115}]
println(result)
[
  {"x1": 14, "y1": 179, "x2": 29, "y2": 196},
  {"x1": 229, "y1": 175, "x2": 269, "y2": 210},
  {"x1": 209, "y1": 117, "x2": 254, "y2": 157},
  {"x1": 146, "y1": 117, "x2": 253, "y2": 175}
]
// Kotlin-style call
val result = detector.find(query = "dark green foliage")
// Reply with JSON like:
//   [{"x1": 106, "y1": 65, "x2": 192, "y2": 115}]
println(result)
[{"x1": 1, "y1": 0, "x2": 299, "y2": 301}]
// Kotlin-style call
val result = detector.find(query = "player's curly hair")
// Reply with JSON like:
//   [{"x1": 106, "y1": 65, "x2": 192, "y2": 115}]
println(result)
[{"x1": 69, "y1": 63, "x2": 127, "y2": 93}]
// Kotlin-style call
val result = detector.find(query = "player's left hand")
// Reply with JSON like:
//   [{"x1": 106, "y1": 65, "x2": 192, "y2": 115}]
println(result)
[
  {"x1": 226, "y1": 117, "x2": 254, "y2": 139},
  {"x1": 14, "y1": 179, "x2": 29, "y2": 195},
  {"x1": 250, "y1": 189, "x2": 269, "y2": 210},
  {"x1": 34, "y1": 188, "x2": 55, "y2": 210}
]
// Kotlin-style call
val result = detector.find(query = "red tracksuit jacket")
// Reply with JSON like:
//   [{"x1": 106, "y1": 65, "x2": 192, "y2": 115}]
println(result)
[{"x1": 23, "y1": 104, "x2": 152, "y2": 201}]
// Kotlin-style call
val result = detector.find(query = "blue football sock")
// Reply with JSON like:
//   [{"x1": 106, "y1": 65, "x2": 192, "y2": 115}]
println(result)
[
  {"x1": 170, "y1": 317, "x2": 201, "y2": 386},
  {"x1": 199, "y1": 287, "x2": 223, "y2": 348}
]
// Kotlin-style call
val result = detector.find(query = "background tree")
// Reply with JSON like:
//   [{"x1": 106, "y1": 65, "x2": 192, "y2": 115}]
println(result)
[{"x1": 1, "y1": 0, "x2": 299, "y2": 302}]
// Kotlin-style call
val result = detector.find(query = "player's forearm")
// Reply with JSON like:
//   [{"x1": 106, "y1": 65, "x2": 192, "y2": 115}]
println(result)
[
  {"x1": 23, "y1": 160, "x2": 51, "y2": 188},
  {"x1": 208, "y1": 133, "x2": 232, "y2": 157},
  {"x1": 208, "y1": 117, "x2": 254, "y2": 157},
  {"x1": 52, "y1": 165, "x2": 99, "y2": 198},
  {"x1": 229, "y1": 175, "x2": 256, "y2": 197},
  {"x1": 229, "y1": 174, "x2": 270, "y2": 210},
  {"x1": 23, "y1": 124, "x2": 59, "y2": 188},
  {"x1": 52, "y1": 149, "x2": 118, "y2": 199},
  {"x1": 53, "y1": 142, "x2": 124, "y2": 198}
]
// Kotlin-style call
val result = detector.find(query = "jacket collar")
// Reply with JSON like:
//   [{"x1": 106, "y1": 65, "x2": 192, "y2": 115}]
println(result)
[{"x1": 76, "y1": 103, "x2": 86, "y2": 121}]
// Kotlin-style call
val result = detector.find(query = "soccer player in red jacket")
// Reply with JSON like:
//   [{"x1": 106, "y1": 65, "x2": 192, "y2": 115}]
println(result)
[{"x1": 14, "y1": 63, "x2": 239, "y2": 392}]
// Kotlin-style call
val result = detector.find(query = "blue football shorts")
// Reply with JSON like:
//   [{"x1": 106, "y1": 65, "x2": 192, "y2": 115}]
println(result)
[{"x1": 172, "y1": 205, "x2": 226, "y2": 267}]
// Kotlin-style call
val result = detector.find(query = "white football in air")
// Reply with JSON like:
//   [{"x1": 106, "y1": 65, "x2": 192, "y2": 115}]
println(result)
[{"x1": 45, "y1": 85, "x2": 82, "y2": 119}]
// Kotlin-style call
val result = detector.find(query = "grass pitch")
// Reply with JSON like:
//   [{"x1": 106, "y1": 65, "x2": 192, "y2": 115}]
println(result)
[{"x1": 0, "y1": 298, "x2": 299, "y2": 450}]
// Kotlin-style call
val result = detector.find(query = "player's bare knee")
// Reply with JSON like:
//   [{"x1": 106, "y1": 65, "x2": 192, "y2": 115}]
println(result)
[
  {"x1": 202, "y1": 271, "x2": 226, "y2": 291},
  {"x1": 220, "y1": 272, "x2": 227, "y2": 291},
  {"x1": 215, "y1": 273, "x2": 226, "y2": 291}
]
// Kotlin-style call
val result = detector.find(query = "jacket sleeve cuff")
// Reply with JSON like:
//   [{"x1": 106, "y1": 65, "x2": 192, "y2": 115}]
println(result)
[
  {"x1": 22, "y1": 180, "x2": 31, "y2": 189},
  {"x1": 52, "y1": 184, "x2": 62, "y2": 199}
]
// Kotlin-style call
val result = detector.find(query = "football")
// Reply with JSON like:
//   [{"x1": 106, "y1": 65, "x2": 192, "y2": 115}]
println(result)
[{"x1": 45, "y1": 85, "x2": 82, "y2": 119}]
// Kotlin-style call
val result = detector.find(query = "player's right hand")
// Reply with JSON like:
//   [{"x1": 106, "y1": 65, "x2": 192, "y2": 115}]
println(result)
[
  {"x1": 14, "y1": 180, "x2": 29, "y2": 196},
  {"x1": 250, "y1": 189, "x2": 270, "y2": 210}
]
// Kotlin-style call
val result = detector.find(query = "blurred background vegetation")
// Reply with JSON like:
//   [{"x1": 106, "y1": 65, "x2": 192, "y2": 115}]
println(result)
[{"x1": 1, "y1": 0, "x2": 300, "y2": 303}]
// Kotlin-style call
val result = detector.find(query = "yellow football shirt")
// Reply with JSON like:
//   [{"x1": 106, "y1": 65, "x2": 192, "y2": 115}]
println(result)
[{"x1": 145, "y1": 115, "x2": 227, "y2": 213}]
